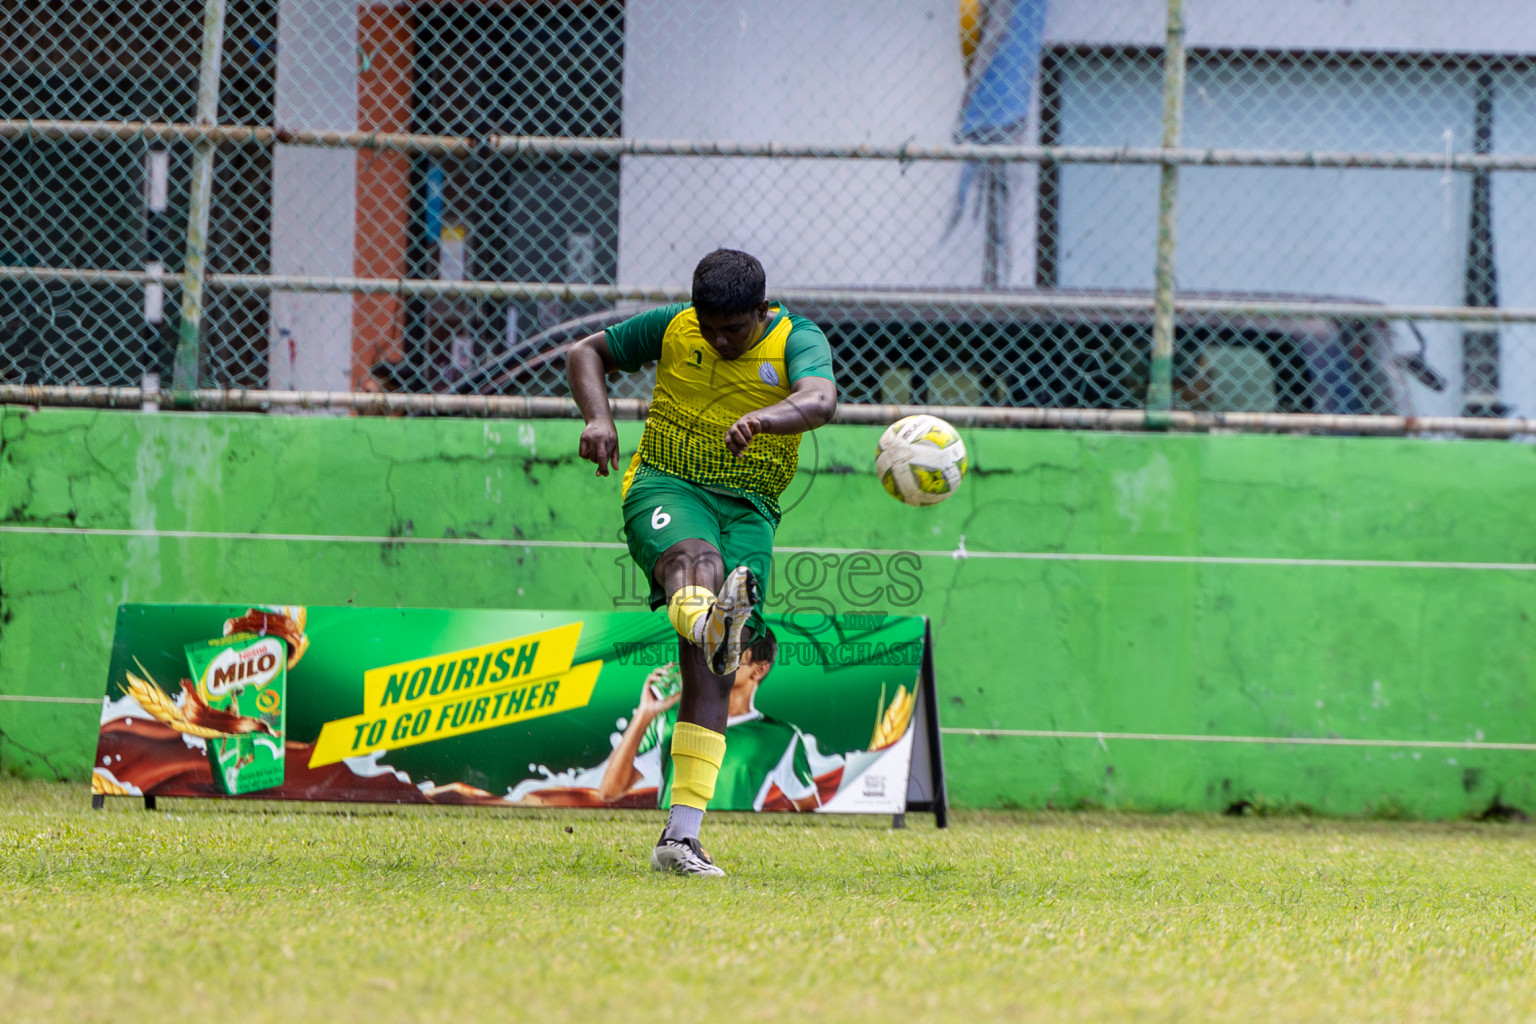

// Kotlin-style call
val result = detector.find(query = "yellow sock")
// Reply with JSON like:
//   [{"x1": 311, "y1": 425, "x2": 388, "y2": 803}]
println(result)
[
  {"x1": 667, "y1": 585, "x2": 715, "y2": 642},
  {"x1": 670, "y1": 721, "x2": 726, "y2": 810}
]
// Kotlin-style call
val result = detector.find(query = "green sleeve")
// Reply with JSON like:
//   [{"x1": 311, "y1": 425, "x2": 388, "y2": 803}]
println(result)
[
  {"x1": 784, "y1": 314, "x2": 835, "y2": 383},
  {"x1": 636, "y1": 718, "x2": 660, "y2": 757},
  {"x1": 605, "y1": 303, "x2": 688, "y2": 373}
]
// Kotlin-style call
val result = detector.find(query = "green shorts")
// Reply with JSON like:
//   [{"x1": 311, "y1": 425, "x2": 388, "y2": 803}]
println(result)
[{"x1": 622, "y1": 472, "x2": 775, "y2": 632}]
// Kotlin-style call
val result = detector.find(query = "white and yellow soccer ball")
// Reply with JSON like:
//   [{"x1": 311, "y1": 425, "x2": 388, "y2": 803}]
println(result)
[{"x1": 875, "y1": 414, "x2": 968, "y2": 506}]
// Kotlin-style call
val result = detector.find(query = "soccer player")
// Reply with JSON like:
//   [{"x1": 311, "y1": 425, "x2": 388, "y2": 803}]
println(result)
[
  {"x1": 596, "y1": 629, "x2": 822, "y2": 814},
  {"x1": 567, "y1": 249, "x2": 837, "y2": 876}
]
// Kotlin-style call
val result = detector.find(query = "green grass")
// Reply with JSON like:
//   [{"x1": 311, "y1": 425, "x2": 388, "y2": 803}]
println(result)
[{"x1": 4, "y1": 778, "x2": 1536, "y2": 1023}]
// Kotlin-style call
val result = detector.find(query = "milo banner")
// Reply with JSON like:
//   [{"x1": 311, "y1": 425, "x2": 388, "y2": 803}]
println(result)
[{"x1": 92, "y1": 605, "x2": 946, "y2": 822}]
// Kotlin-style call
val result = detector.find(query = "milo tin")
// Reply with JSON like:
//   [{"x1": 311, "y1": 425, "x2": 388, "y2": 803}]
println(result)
[
  {"x1": 649, "y1": 661, "x2": 683, "y2": 703},
  {"x1": 185, "y1": 632, "x2": 288, "y2": 795}
]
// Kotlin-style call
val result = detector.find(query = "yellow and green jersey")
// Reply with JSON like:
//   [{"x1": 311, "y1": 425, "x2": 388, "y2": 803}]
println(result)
[{"x1": 605, "y1": 303, "x2": 835, "y2": 525}]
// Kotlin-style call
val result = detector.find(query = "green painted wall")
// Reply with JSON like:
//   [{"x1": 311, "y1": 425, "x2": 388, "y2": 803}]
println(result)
[{"x1": 3, "y1": 407, "x2": 1535, "y2": 818}]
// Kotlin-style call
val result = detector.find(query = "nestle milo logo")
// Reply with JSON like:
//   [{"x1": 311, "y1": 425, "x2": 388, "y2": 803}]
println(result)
[{"x1": 202, "y1": 637, "x2": 285, "y2": 699}]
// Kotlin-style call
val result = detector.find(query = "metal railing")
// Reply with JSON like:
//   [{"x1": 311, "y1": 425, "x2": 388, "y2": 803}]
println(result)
[{"x1": 5, "y1": 0, "x2": 1536, "y2": 431}]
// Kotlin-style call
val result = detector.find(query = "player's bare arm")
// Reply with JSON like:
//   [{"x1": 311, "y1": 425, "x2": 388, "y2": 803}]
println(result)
[
  {"x1": 726, "y1": 376, "x2": 837, "y2": 456},
  {"x1": 566, "y1": 331, "x2": 621, "y2": 476}
]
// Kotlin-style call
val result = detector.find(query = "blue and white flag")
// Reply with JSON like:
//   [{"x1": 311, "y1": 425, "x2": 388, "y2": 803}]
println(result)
[{"x1": 949, "y1": 0, "x2": 1048, "y2": 235}]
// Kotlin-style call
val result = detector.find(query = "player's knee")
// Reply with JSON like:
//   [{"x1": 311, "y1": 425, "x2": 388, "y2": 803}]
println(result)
[{"x1": 656, "y1": 539, "x2": 723, "y2": 590}]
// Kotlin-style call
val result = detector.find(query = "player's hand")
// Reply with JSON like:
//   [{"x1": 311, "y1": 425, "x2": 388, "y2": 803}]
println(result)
[
  {"x1": 638, "y1": 663, "x2": 681, "y2": 716},
  {"x1": 578, "y1": 420, "x2": 620, "y2": 476},
  {"x1": 726, "y1": 414, "x2": 762, "y2": 456}
]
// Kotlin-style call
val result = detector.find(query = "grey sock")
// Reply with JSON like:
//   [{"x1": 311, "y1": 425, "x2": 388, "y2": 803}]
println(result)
[{"x1": 662, "y1": 804, "x2": 704, "y2": 842}]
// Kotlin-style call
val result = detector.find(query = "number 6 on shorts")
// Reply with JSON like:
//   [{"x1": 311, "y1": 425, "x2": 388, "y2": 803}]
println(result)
[{"x1": 651, "y1": 505, "x2": 671, "y2": 530}]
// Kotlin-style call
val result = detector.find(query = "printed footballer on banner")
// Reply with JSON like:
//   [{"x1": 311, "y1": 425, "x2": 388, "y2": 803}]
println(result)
[{"x1": 506, "y1": 627, "x2": 920, "y2": 815}]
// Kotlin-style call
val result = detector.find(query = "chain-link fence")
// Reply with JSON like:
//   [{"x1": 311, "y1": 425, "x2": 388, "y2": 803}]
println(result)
[{"x1": 7, "y1": 0, "x2": 1536, "y2": 431}]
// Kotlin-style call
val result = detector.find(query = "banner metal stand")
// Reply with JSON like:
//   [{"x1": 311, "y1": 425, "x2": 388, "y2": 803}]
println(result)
[
  {"x1": 901, "y1": 620, "x2": 949, "y2": 829},
  {"x1": 90, "y1": 794, "x2": 155, "y2": 811}
]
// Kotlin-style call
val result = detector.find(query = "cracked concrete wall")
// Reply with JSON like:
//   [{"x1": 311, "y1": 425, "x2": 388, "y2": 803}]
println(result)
[{"x1": 3, "y1": 407, "x2": 1536, "y2": 817}]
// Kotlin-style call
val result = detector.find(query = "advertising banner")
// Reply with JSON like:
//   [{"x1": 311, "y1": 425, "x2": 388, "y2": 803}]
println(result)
[{"x1": 92, "y1": 605, "x2": 946, "y2": 821}]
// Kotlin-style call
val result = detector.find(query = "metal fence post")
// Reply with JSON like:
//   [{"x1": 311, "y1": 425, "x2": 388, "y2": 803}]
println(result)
[
  {"x1": 1147, "y1": 0, "x2": 1186, "y2": 428},
  {"x1": 171, "y1": 0, "x2": 227, "y2": 394}
]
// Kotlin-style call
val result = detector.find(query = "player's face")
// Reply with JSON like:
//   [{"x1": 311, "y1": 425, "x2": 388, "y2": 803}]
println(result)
[{"x1": 697, "y1": 304, "x2": 769, "y2": 360}]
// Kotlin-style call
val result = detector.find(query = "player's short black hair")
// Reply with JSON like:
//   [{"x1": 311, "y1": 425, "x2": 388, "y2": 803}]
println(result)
[
  {"x1": 747, "y1": 626, "x2": 777, "y2": 669},
  {"x1": 691, "y1": 249, "x2": 766, "y2": 315}
]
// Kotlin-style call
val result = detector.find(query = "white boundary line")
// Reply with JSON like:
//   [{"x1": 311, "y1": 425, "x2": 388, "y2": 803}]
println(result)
[
  {"x1": 0, "y1": 525, "x2": 627, "y2": 551},
  {"x1": 1, "y1": 525, "x2": 1533, "y2": 572},
  {"x1": 942, "y1": 727, "x2": 1536, "y2": 752},
  {"x1": 0, "y1": 694, "x2": 99, "y2": 705},
  {"x1": 3, "y1": 695, "x2": 1528, "y2": 753}
]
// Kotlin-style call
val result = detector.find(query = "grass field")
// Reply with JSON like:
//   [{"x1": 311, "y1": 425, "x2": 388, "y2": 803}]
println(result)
[{"x1": 3, "y1": 778, "x2": 1535, "y2": 1023}]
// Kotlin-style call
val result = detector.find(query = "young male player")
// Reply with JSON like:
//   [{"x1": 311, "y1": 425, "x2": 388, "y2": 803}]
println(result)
[{"x1": 566, "y1": 249, "x2": 837, "y2": 877}]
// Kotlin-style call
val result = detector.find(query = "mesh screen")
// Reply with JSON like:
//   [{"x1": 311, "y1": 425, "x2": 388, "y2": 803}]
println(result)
[{"x1": 4, "y1": 0, "x2": 1536, "y2": 422}]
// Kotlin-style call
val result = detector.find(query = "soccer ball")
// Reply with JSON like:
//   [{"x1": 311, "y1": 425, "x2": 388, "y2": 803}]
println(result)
[{"x1": 875, "y1": 415, "x2": 968, "y2": 506}]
